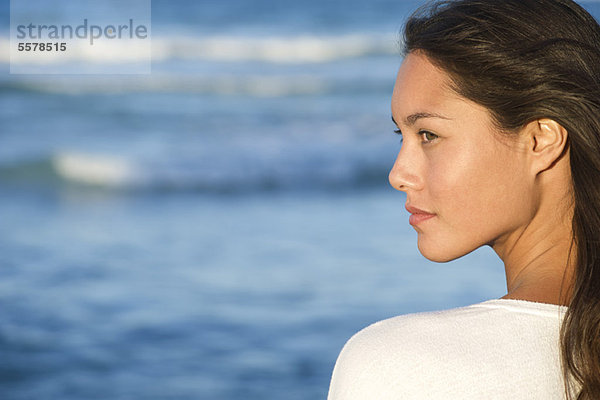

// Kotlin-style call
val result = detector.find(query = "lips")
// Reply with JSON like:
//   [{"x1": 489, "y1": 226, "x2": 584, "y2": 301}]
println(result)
[{"x1": 405, "y1": 204, "x2": 436, "y2": 225}]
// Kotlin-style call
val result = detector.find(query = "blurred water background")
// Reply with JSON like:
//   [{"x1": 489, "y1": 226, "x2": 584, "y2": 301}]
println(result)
[{"x1": 2, "y1": 0, "x2": 599, "y2": 399}]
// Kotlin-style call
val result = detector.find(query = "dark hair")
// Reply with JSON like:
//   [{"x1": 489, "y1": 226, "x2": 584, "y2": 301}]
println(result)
[{"x1": 402, "y1": 0, "x2": 600, "y2": 398}]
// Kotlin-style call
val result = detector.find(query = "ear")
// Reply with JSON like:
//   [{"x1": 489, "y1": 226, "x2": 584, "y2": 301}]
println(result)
[{"x1": 524, "y1": 118, "x2": 569, "y2": 175}]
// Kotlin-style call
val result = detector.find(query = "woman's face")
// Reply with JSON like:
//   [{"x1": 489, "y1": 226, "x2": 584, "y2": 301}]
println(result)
[{"x1": 389, "y1": 52, "x2": 536, "y2": 262}]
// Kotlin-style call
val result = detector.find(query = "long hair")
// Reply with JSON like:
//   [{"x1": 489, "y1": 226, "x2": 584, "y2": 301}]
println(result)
[{"x1": 402, "y1": 0, "x2": 600, "y2": 398}]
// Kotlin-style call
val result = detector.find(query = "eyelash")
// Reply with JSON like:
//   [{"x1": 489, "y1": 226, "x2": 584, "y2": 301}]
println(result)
[
  {"x1": 394, "y1": 129, "x2": 403, "y2": 144},
  {"x1": 394, "y1": 129, "x2": 438, "y2": 144}
]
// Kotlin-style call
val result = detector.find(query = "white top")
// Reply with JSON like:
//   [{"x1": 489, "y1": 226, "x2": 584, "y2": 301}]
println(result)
[{"x1": 328, "y1": 299, "x2": 570, "y2": 400}]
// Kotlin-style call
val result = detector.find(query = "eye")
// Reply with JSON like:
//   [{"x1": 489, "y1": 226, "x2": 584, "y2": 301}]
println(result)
[
  {"x1": 394, "y1": 129, "x2": 403, "y2": 144},
  {"x1": 420, "y1": 130, "x2": 438, "y2": 143}
]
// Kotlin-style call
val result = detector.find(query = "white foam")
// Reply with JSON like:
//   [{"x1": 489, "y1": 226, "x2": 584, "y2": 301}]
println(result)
[
  {"x1": 0, "y1": 33, "x2": 397, "y2": 65},
  {"x1": 52, "y1": 152, "x2": 138, "y2": 186},
  {"x1": 151, "y1": 33, "x2": 397, "y2": 63},
  {"x1": 4, "y1": 74, "x2": 329, "y2": 96}
]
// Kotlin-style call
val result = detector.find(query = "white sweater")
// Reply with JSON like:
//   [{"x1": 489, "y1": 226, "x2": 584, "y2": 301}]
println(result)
[{"x1": 328, "y1": 299, "x2": 569, "y2": 400}]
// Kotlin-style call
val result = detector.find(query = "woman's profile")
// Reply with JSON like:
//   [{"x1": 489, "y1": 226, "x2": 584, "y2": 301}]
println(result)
[{"x1": 327, "y1": 0, "x2": 600, "y2": 398}]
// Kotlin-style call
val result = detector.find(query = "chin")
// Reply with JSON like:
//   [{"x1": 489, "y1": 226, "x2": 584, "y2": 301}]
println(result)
[{"x1": 417, "y1": 240, "x2": 473, "y2": 263}]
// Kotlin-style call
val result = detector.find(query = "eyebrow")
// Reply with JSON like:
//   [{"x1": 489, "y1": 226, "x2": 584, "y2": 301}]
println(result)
[{"x1": 391, "y1": 112, "x2": 452, "y2": 127}]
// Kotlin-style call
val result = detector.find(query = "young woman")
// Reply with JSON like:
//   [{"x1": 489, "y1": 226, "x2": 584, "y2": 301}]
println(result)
[{"x1": 328, "y1": 0, "x2": 600, "y2": 398}]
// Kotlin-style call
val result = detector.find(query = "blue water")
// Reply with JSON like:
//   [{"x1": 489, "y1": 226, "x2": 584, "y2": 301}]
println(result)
[{"x1": 2, "y1": 1, "x2": 600, "y2": 399}]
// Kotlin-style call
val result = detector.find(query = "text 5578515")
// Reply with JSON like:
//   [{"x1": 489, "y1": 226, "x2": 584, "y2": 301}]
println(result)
[{"x1": 17, "y1": 42, "x2": 67, "y2": 51}]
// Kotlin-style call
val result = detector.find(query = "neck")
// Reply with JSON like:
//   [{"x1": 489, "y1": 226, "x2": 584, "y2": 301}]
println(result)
[
  {"x1": 500, "y1": 246, "x2": 574, "y2": 307},
  {"x1": 494, "y1": 194, "x2": 574, "y2": 307}
]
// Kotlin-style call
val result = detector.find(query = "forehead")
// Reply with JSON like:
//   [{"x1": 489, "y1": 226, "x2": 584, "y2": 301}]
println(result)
[{"x1": 392, "y1": 53, "x2": 465, "y2": 124}]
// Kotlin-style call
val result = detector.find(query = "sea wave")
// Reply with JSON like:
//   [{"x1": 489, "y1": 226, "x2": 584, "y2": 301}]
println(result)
[
  {"x1": 0, "y1": 74, "x2": 393, "y2": 96},
  {"x1": 0, "y1": 75, "x2": 328, "y2": 96},
  {"x1": 150, "y1": 34, "x2": 398, "y2": 63},
  {"x1": 0, "y1": 151, "x2": 388, "y2": 194},
  {"x1": 0, "y1": 33, "x2": 399, "y2": 65}
]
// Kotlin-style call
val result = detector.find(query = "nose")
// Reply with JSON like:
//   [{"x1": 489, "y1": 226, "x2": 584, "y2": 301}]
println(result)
[{"x1": 388, "y1": 148, "x2": 422, "y2": 192}]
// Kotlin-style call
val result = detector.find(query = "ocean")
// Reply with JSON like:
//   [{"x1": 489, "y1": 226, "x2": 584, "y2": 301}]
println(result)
[{"x1": 2, "y1": 0, "x2": 599, "y2": 399}]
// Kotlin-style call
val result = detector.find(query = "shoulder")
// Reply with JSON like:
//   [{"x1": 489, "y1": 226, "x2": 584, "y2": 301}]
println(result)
[{"x1": 327, "y1": 299, "x2": 566, "y2": 400}]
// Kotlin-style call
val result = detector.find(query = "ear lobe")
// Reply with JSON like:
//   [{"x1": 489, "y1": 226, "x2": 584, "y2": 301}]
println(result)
[{"x1": 528, "y1": 118, "x2": 569, "y2": 174}]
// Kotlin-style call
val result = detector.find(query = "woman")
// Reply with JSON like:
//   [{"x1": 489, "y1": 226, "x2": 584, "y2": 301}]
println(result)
[{"x1": 328, "y1": 0, "x2": 600, "y2": 399}]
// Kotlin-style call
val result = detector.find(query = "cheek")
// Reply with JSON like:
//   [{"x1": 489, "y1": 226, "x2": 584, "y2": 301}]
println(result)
[
  {"x1": 426, "y1": 142, "x2": 522, "y2": 230},
  {"x1": 418, "y1": 144, "x2": 522, "y2": 261}
]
